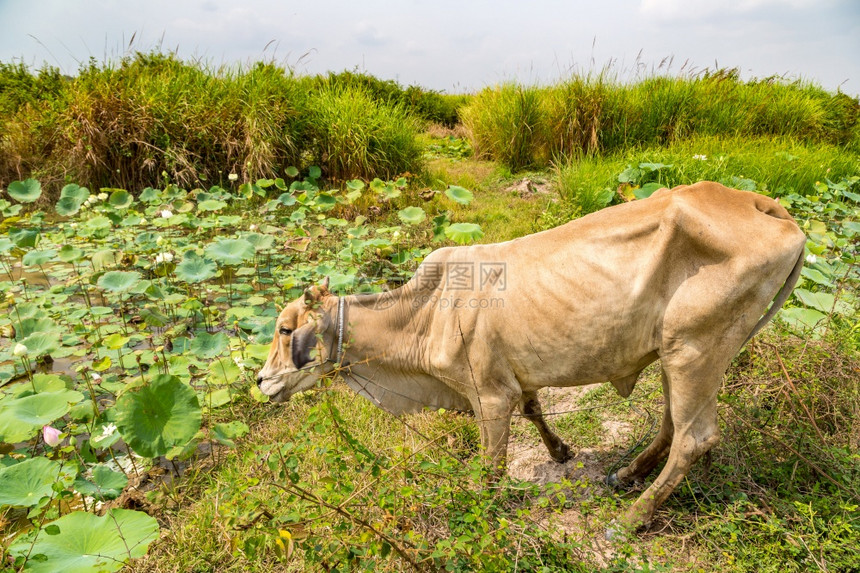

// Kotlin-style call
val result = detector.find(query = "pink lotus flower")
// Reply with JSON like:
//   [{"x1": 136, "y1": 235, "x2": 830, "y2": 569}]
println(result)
[{"x1": 42, "y1": 425, "x2": 62, "y2": 447}]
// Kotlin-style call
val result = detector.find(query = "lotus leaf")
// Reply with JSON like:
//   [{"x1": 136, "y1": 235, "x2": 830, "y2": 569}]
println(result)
[
  {"x1": 197, "y1": 199, "x2": 227, "y2": 212},
  {"x1": 9, "y1": 509, "x2": 158, "y2": 573},
  {"x1": 57, "y1": 245, "x2": 84, "y2": 262},
  {"x1": 115, "y1": 374, "x2": 201, "y2": 458},
  {"x1": 108, "y1": 189, "x2": 134, "y2": 209},
  {"x1": 212, "y1": 420, "x2": 250, "y2": 447},
  {"x1": 189, "y1": 331, "x2": 229, "y2": 359},
  {"x1": 9, "y1": 227, "x2": 39, "y2": 248},
  {"x1": 0, "y1": 456, "x2": 75, "y2": 507},
  {"x1": 204, "y1": 238, "x2": 255, "y2": 266},
  {"x1": 22, "y1": 249, "x2": 56, "y2": 267},
  {"x1": 97, "y1": 271, "x2": 141, "y2": 292},
  {"x1": 7, "y1": 178, "x2": 42, "y2": 203},
  {"x1": 445, "y1": 185, "x2": 474, "y2": 205},
  {"x1": 444, "y1": 222, "x2": 484, "y2": 244},
  {"x1": 398, "y1": 206, "x2": 426, "y2": 225},
  {"x1": 73, "y1": 464, "x2": 128, "y2": 500},
  {"x1": 139, "y1": 186, "x2": 161, "y2": 202},
  {"x1": 20, "y1": 331, "x2": 60, "y2": 357},
  {"x1": 0, "y1": 388, "x2": 83, "y2": 443}
]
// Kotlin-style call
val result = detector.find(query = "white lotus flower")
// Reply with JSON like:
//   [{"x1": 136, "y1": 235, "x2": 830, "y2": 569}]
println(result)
[
  {"x1": 806, "y1": 254, "x2": 817, "y2": 264},
  {"x1": 139, "y1": 218, "x2": 147, "y2": 225},
  {"x1": 97, "y1": 192, "x2": 108, "y2": 201},
  {"x1": 249, "y1": 224, "x2": 258, "y2": 231},
  {"x1": 228, "y1": 173, "x2": 238, "y2": 182},
  {"x1": 156, "y1": 235, "x2": 164, "y2": 245},
  {"x1": 161, "y1": 209, "x2": 173, "y2": 218},
  {"x1": 13, "y1": 342, "x2": 28, "y2": 356},
  {"x1": 96, "y1": 423, "x2": 117, "y2": 442}
]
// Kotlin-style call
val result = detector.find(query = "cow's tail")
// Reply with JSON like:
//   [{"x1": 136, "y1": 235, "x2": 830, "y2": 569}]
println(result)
[{"x1": 742, "y1": 246, "x2": 805, "y2": 347}]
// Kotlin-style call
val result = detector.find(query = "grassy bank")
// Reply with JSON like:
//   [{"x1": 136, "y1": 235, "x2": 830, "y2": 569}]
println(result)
[
  {"x1": 461, "y1": 71, "x2": 860, "y2": 171},
  {"x1": 0, "y1": 53, "x2": 463, "y2": 196}
]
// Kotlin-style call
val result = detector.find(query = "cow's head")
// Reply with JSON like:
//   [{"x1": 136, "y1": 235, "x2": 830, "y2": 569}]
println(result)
[{"x1": 256, "y1": 280, "x2": 336, "y2": 402}]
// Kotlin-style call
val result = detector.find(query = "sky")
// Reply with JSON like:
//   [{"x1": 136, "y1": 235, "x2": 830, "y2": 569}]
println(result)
[{"x1": 0, "y1": 0, "x2": 858, "y2": 96}]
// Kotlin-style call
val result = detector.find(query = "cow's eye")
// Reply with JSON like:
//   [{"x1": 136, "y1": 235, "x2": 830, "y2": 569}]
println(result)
[{"x1": 279, "y1": 327, "x2": 293, "y2": 336}]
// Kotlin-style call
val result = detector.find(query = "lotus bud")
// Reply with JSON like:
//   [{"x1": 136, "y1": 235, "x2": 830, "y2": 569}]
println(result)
[
  {"x1": 42, "y1": 425, "x2": 62, "y2": 447},
  {"x1": 13, "y1": 342, "x2": 27, "y2": 357},
  {"x1": 139, "y1": 218, "x2": 147, "y2": 225},
  {"x1": 156, "y1": 235, "x2": 164, "y2": 245},
  {"x1": 249, "y1": 224, "x2": 258, "y2": 231}
]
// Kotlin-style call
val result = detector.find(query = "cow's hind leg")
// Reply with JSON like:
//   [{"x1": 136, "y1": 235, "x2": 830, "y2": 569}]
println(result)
[
  {"x1": 613, "y1": 361, "x2": 722, "y2": 534},
  {"x1": 608, "y1": 370, "x2": 673, "y2": 487},
  {"x1": 520, "y1": 391, "x2": 571, "y2": 463}
]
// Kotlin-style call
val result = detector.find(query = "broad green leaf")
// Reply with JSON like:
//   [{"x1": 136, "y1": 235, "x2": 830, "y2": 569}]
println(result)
[
  {"x1": 9, "y1": 227, "x2": 39, "y2": 248},
  {"x1": 139, "y1": 187, "x2": 161, "y2": 202},
  {"x1": 189, "y1": 332, "x2": 229, "y2": 359},
  {"x1": 445, "y1": 186, "x2": 474, "y2": 205},
  {"x1": 97, "y1": 271, "x2": 141, "y2": 292},
  {"x1": 59, "y1": 183, "x2": 89, "y2": 202},
  {"x1": 634, "y1": 182, "x2": 663, "y2": 200},
  {"x1": 212, "y1": 421, "x2": 250, "y2": 448},
  {"x1": 22, "y1": 249, "x2": 56, "y2": 266},
  {"x1": 0, "y1": 457, "x2": 75, "y2": 507},
  {"x1": 57, "y1": 245, "x2": 84, "y2": 262},
  {"x1": 308, "y1": 165, "x2": 322, "y2": 179},
  {"x1": 7, "y1": 178, "x2": 42, "y2": 203},
  {"x1": 115, "y1": 374, "x2": 202, "y2": 458},
  {"x1": 0, "y1": 388, "x2": 84, "y2": 443},
  {"x1": 197, "y1": 199, "x2": 228, "y2": 212},
  {"x1": 73, "y1": 464, "x2": 128, "y2": 500},
  {"x1": 55, "y1": 197, "x2": 83, "y2": 216},
  {"x1": 20, "y1": 331, "x2": 60, "y2": 357},
  {"x1": 793, "y1": 289, "x2": 851, "y2": 315},
  {"x1": 175, "y1": 254, "x2": 217, "y2": 283},
  {"x1": 108, "y1": 189, "x2": 133, "y2": 209},
  {"x1": 204, "y1": 238, "x2": 255, "y2": 266},
  {"x1": 444, "y1": 222, "x2": 484, "y2": 244},
  {"x1": 779, "y1": 307, "x2": 827, "y2": 333},
  {"x1": 398, "y1": 206, "x2": 426, "y2": 225},
  {"x1": 8, "y1": 509, "x2": 158, "y2": 573}
]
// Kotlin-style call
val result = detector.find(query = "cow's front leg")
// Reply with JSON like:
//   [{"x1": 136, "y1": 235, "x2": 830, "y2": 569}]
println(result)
[
  {"x1": 520, "y1": 391, "x2": 571, "y2": 463},
  {"x1": 471, "y1": 388, "x2": 520, "y2": 475}
]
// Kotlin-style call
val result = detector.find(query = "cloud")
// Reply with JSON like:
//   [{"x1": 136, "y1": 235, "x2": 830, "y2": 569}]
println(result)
[
  {"x1": 640, "y1": 0, "x2": 827, "y2": 20},
  {"x1": 353, "y1": 21, "x2": 387, "y2": 47}
]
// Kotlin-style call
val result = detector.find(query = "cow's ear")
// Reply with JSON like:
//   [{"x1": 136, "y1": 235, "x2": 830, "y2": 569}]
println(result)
[
  {"x1": 320, "y1": 276, "x2": 330, "y2": 291},
  {"x1": 291, "y1": 323, "x2": 317, "y2": 368}
]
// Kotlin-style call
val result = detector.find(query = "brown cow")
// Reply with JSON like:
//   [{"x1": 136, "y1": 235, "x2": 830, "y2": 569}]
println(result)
[{"x1": 257, "y1": 182, "x2": 805, "y2": 534}]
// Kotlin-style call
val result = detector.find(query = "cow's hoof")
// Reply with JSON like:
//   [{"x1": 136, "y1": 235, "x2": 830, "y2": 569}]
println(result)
[
  {"x1": 551, "y1": 443, "x2": 572, "y2": 464},
  {"x1": 605, "y1": 472, "x2": 620, "y2": 488}
]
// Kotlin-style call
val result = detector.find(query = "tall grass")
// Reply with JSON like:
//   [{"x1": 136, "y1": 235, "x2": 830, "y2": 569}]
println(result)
[
  {"x1": 307, "y1": 85, "x2": 423, "y2": 180},
  {"x1": 460, "y1": 83, "x2": 546, "y2": 170},
  {"x1": 0, "y1": 52, "x2": 428, "y2": 196},
  {"x1": 463, "y1": 69, "x2": 860, "y2": 171}
]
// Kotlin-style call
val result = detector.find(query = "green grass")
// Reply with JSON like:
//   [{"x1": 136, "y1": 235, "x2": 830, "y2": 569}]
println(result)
[
  {"x1": 461, "y1": 70, "x2": 860, "y2": 172},
  {"x1": 307, "y1": 84, "x2": 423, "y2": 181},
  {"x1": 554, "y1": 134, "x2": 860, "y2": 216}
]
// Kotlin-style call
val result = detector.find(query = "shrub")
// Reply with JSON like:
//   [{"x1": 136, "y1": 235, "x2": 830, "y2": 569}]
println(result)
[{"x1": 307, "y1": 85, "x2": 423, "y2": 181}]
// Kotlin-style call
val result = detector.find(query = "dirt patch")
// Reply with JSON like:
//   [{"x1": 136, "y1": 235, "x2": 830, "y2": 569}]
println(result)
[{"x1": 505, "y1": 177, "x2": 554, "y2": 199}]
